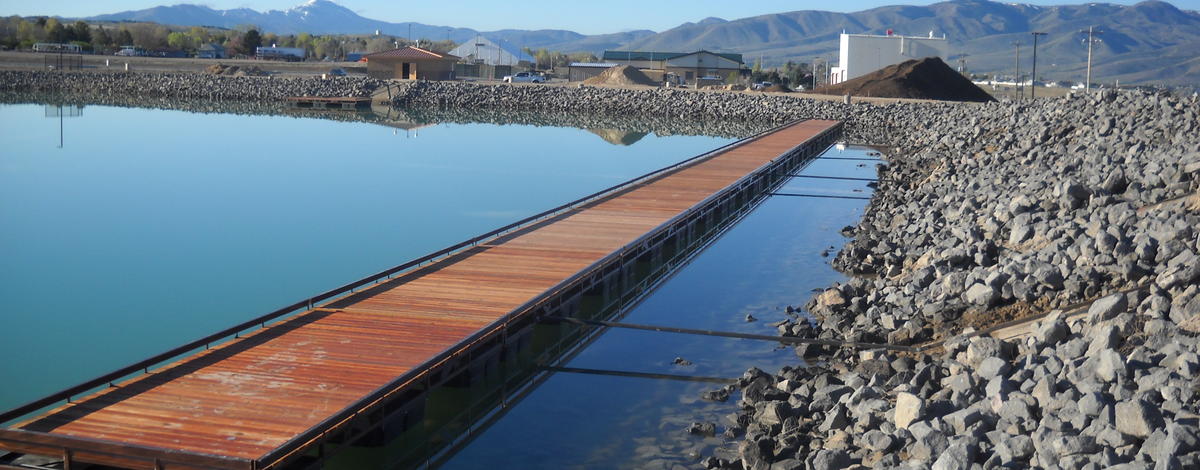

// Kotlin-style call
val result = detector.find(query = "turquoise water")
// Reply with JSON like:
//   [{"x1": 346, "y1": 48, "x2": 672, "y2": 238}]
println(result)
[
  {"x1": 0, "y1": 103, "x2": 735, "y2": 412},
  {"x1": 441, "y1": 146, "x2": 878, "y2": 469}
]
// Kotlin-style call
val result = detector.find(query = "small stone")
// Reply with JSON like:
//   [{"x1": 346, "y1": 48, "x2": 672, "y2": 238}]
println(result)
[
  {"x1": 810, "y1": 449, "x2": 850, "y2": 470},
  {"x1": 1115, "y1": 400, "x2": 1164, "y2": 438},
  {"x1": 1088, "y1": 293, "x2": 1128, "y2": 323},
  {"x1": 895, "y1": 392, "x2": 925, "y2": 429},
  {"x1": 965, "y1": 283, "x2": 998, "y2": 306},
  {"x1": 1002, "y1": 435, "x2": 1035, "y2": 459},
  {"x1": 756, "y1": 401, "x2": 792, "y2": 426},
  {"x1": 932, "y1": 441, "x2": 977, "y2": 470},
  {"x1": 817, "y1": 288, "x2": 847, "y2": 307},
  {"x1": 818, "y1": 404, "x2": 849, "y2": 432},
  {"x1": 687, "y1": 422, "x2": 717, "y2": 437},
  {"x1": 977, "y1": 356, "x2": 1010, "y2": 379},
  {"x1": 1095, "y1": 348, "x2": 1128, "y2": 382},
  {"x1": 1034, "y1": 313, "x2": 1070, "y2": 347},
  {"x1": 862, "y1": 429, "x2": 894, "y2": 452}
]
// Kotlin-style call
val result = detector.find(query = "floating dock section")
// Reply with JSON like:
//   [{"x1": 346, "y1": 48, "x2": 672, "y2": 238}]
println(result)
[
  {"x1": 0, "y1": 119, "x2": 842, "y2": 470},
  {"x1": 285, "y1": 96, "x2": 370, "y2": 110}
]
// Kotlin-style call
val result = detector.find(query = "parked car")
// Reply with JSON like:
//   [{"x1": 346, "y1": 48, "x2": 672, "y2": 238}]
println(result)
[
  {"x1": 753, "y1": 81, "x2": 773, "y2": 90},
  {"x1": 328, "y1": 68, "x2": 347, "y2": 76},
  {"x1": 503, "y1": 72, "x2": 545, "y2": 83}
]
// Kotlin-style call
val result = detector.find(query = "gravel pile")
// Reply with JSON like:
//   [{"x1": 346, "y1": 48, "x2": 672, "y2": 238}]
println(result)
[
  {"x1": 815, "y1": 57, "x2": 996, "y2": 103},
  {"x1": 583, "y1": 65, "x2": 660, "y2": 87},
  {"x1": 0, "y1": 70, "x2": 382, "y2": 101},
  {"x1": 697, "y1": 90, "x2": 1200, "y2": 470}
]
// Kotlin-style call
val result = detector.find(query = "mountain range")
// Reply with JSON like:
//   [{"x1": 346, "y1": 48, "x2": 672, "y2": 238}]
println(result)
[{"x1": 80, "y1": 0, "x2": 1200, "y2": 85}]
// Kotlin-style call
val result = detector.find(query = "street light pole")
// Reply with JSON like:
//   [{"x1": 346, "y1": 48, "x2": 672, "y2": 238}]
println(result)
[{"x1": 1030, "y1": 32, "x2": 1046, "y2": 99}]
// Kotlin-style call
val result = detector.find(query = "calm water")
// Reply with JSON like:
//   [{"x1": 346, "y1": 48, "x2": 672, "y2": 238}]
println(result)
[
  {"x1": 0, "y1": 103, "x2": 735, "y2": 411},
  {"x1": 441, "y1": 146, "x2": 878, "y2": 469},
  {"x1": 0, "y1": 101, "x2": 878, "y2": 470}
]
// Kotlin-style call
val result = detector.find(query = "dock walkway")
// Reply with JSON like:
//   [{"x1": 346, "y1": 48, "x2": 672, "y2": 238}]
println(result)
[{"x1": 0, "y1": 119, "x2": 840, "y2": 470}]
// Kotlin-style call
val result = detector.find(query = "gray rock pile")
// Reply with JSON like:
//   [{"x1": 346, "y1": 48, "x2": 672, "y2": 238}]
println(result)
[
  {"x1": 390, "y1": 80, "x2": 857, "y2": 125},
  {"x1": 709, "y1": 309, "x2": 1200, "y2": 469},
  {"x1": 704, "y1": 91, "x2": 1200, "y2": 469},
  {"x1": 0, "y1": 70, "x2": 381, "y2": 101},
  {"x1": 814, "y1": 90, "x2": 1200, "y2": 347}
]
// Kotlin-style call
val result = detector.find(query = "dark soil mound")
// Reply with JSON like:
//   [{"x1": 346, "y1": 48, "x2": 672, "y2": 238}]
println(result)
[
  {"x1": 816, "y1": 57, "x2": 995, "y2": 103},
  {"x1": 762, "y1": 84, "x2": 792, "y2": 93},
  {"x1": 584, "y1": 65, "x2": 660, "y2": 87}
]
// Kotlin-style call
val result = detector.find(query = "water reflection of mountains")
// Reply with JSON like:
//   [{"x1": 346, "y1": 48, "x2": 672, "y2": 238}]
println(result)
[{"x1": 0, "y1": 92, "x2": 774, "y2": 144}]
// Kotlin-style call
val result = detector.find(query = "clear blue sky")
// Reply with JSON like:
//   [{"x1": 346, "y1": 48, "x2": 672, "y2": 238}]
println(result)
[{"x1": 2, "y1": 0, "x2": 1194, "y2": 34}]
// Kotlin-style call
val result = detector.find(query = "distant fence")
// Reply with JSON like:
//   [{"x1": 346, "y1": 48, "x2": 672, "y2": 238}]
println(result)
[{"x1": 44, "y1": 53, "x2": 83, "y2": 71}]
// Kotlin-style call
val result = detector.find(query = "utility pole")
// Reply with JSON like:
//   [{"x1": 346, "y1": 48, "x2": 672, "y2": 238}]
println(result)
[
  {"x1": 1080, "y1": 26, "x2": 1104, "y2": 93},
  {"x1": 1012, "y1": 41, "x2": 1021, "y2": 101},
  {"x1": 812, "y1": 57, "x2": 819, "y2": 90},
  {"x1": 1030, "y1": 32, "x2": 1046, "y2": 99}
]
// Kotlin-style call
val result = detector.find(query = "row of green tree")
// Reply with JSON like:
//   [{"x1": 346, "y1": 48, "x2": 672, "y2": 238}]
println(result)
[
  {"x1": 0, "y1": 16, "x2": 464, "y2": 60},
  {"x1": 520, "y1": 47, "x2": 599, "y2": 69},
  {"x1": 750, "y1": 59, "x2": 818, "y2": 89}
]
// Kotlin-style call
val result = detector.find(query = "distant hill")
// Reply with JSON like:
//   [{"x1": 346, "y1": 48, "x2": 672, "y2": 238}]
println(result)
[
  {"x1": 619, "y1": 0, "x2": 1200, "y2": 85},
  {"x1": 78, "y1": 0, "x2": 1200, "y2": 85},
  {"x1": 87, "y1": 0, "x2": 481, "y2": 43}
]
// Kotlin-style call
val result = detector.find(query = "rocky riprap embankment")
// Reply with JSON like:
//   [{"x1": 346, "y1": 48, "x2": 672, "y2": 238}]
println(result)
[
  {"x1": 696, "y1": 91, "x2": 1200, "y2": 470},
  {"x1": 386, "y1": 81, "x2": 929, "y2": 145},
  {"x1": 392, "y1": 80, "x2": 850, "y2": 124},
  {"x1": 0, "y1": 70, "x2": 382, "y2": 101}
]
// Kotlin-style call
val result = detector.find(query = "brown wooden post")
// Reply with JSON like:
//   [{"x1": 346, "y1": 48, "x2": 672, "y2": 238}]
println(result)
[{"x1": 62, "y1": 448, "x2": 72, "y2": 470}]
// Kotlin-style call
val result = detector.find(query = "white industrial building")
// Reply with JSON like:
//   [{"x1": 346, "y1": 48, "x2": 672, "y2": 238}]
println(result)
[
  {"x1": 829, "y1": 32, "x2": 949, "y2": 84},
  {"x1": 447, "y1": 35, "x2": 533, "y2": 66}
]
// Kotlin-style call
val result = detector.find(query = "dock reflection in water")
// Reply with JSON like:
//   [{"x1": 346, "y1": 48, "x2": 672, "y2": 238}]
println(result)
[{"x1": 330, "y1": 146, "x2": 881, "y2": 470}]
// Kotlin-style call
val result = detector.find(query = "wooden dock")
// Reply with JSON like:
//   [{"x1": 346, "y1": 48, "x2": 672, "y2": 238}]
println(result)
[
  {"x1": 0, "y1": 120, "x2": 841, "y2": 470},
  {"x1": 285, "y1": 96, "x2": 370, "y2": 110}
]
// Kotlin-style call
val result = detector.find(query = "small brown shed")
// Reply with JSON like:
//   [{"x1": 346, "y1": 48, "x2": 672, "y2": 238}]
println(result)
[{"x1": 364, "y1": 47, "x2": 459, "y2": 80}]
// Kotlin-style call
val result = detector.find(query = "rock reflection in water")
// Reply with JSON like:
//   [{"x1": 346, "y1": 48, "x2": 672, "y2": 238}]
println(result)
[{"x1": 0, "y1": 92, "x2": 774, "y2": 142}]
